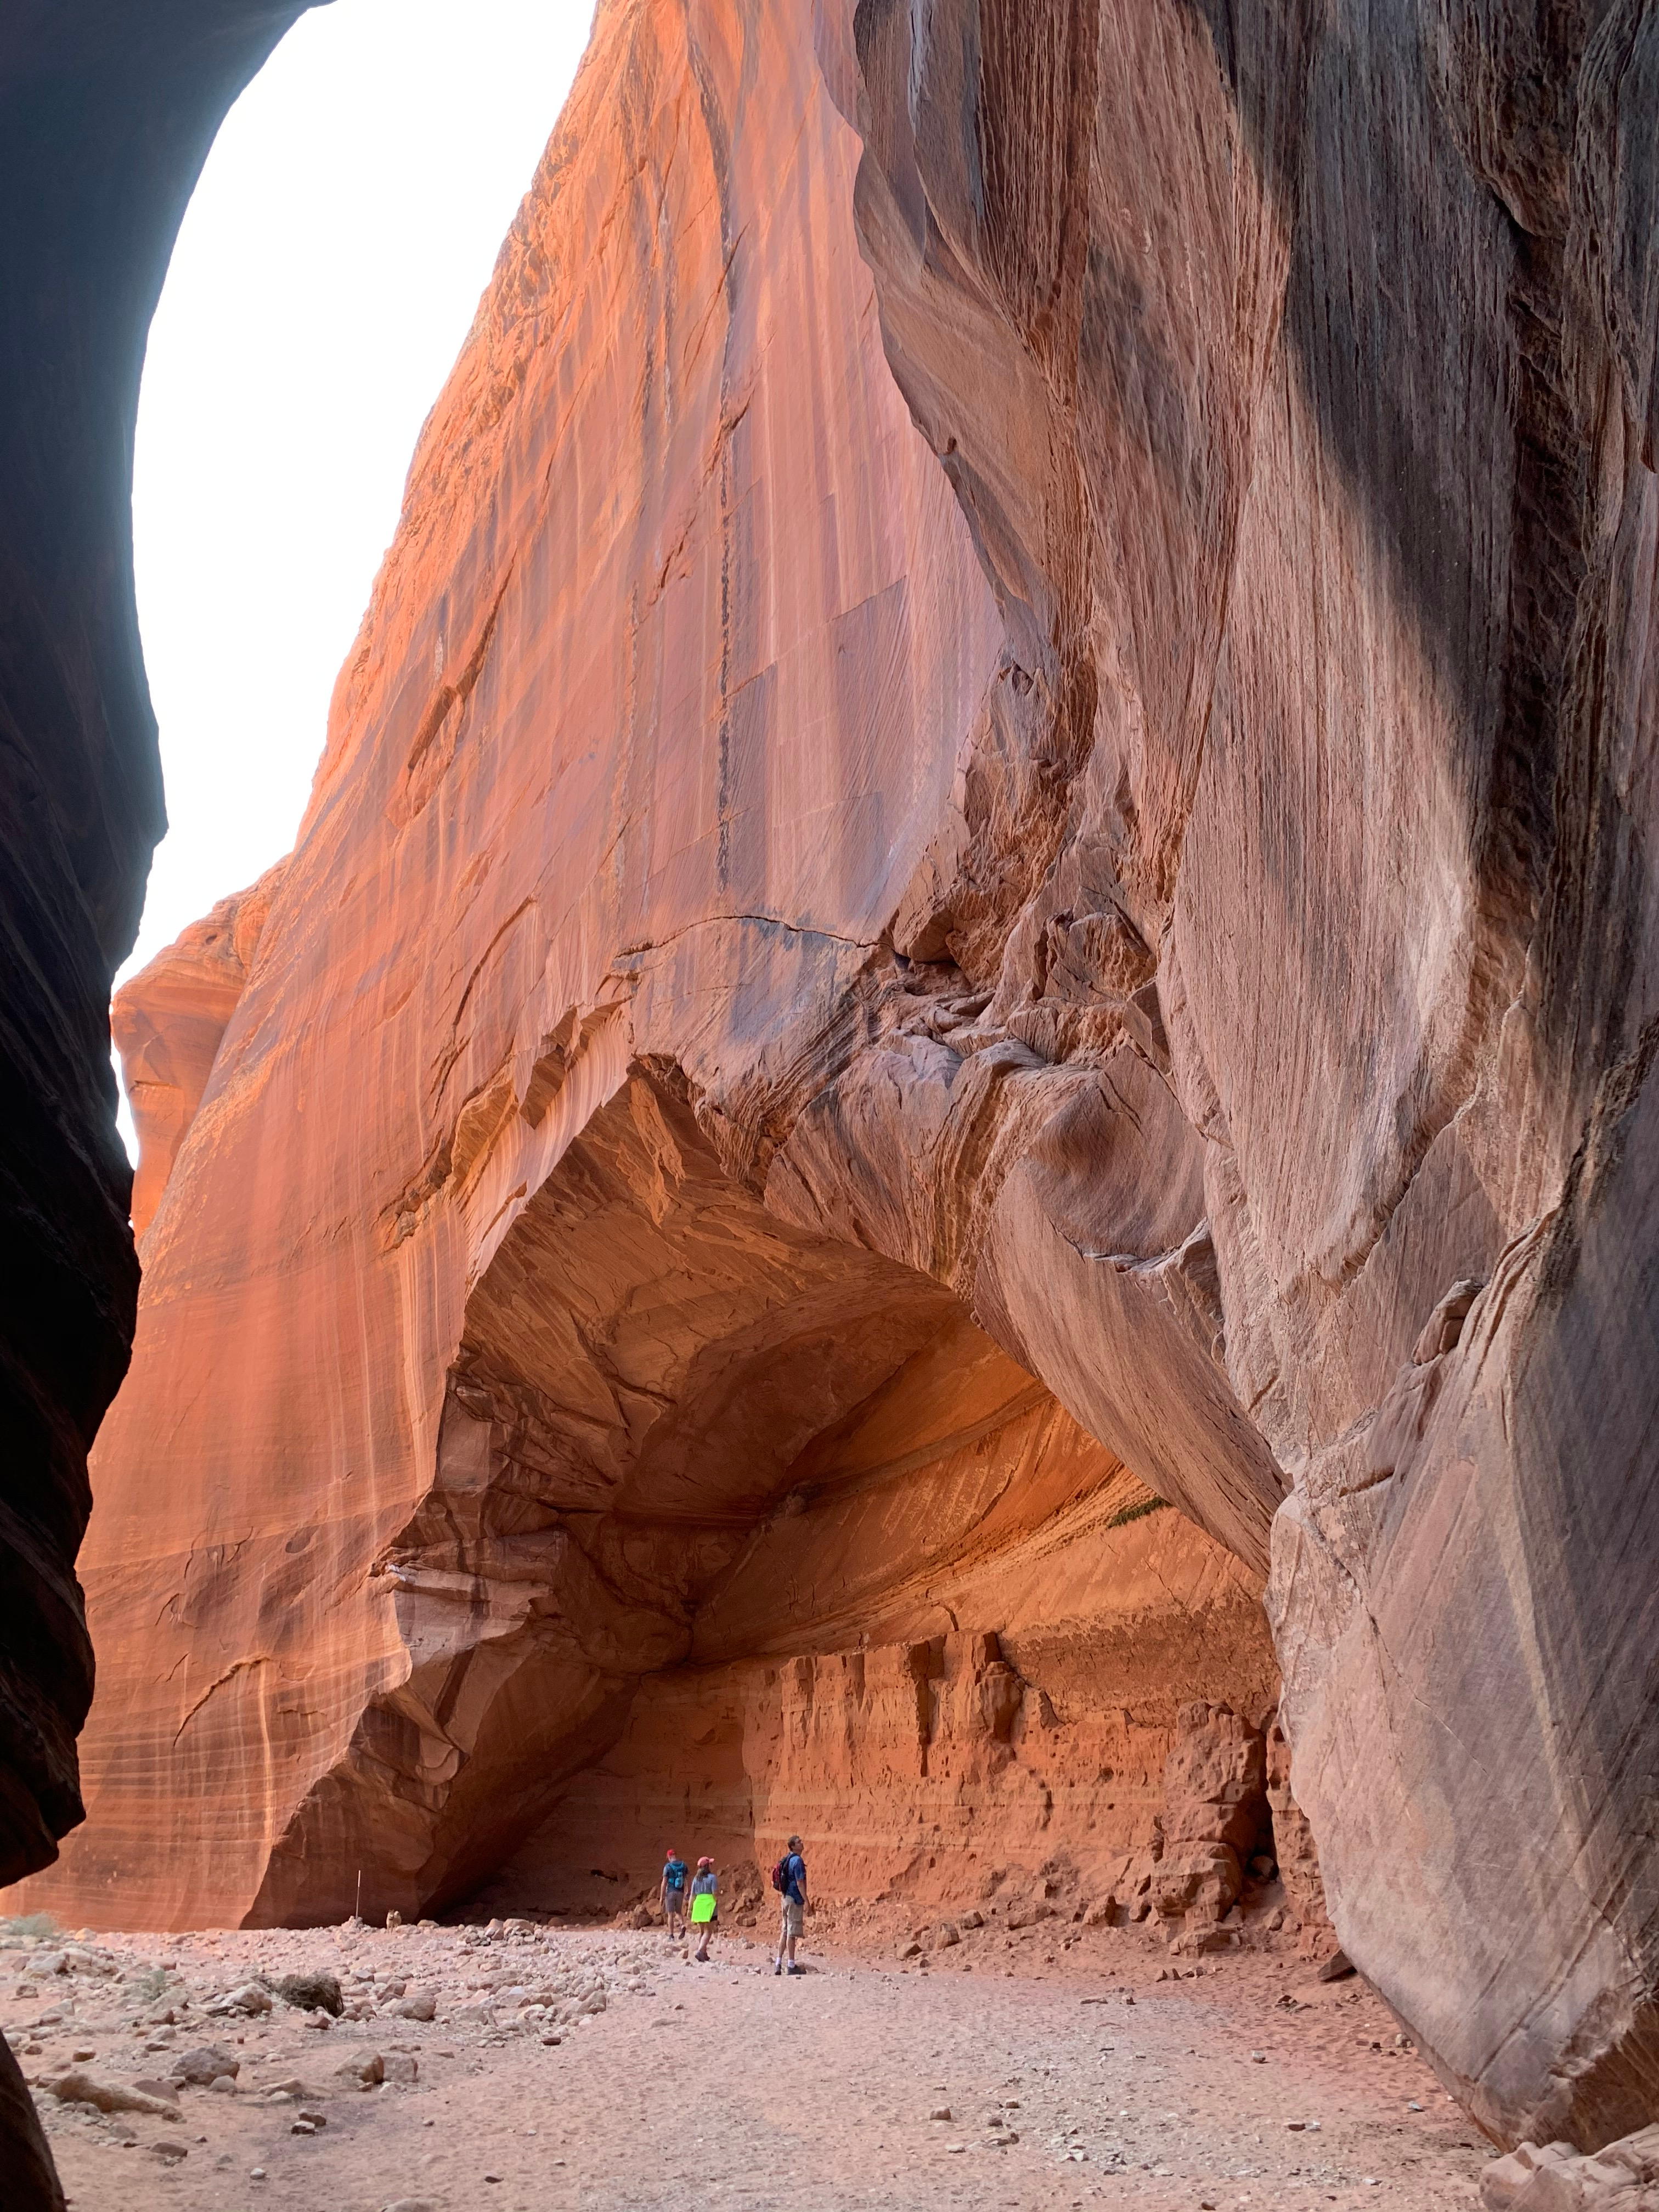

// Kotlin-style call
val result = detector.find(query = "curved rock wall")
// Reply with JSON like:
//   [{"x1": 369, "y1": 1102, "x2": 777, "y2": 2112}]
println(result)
[
  {"x1": 17, "y1": 0, "x2": 1659, "y2": 2172},
  {"x1": 0, "y1": 7, "x2": 312, "y2": 2203},
  {"x1": 840, "y1": 0, "x2": 1659, "y2": 2152}
]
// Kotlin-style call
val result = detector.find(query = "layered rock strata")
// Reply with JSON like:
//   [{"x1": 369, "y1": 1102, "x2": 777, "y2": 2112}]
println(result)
[
  {"x1": 482, "y1": 1587, "x2": 1285, "y2": 1940},
  {"x1": 23, "y1": 0, "x2": 1659, "y2": 2174}
]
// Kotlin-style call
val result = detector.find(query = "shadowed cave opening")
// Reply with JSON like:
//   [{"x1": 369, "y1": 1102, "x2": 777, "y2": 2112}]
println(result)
[{"x1": 248, "y1": 1070, "x2": 1289, "y2": 1940}]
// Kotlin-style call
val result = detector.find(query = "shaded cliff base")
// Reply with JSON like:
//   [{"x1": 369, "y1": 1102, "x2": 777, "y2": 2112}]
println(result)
[
  {"x1": 38, "y1": 1070, "x2": 1289, "y2": 1942},
  {"x1": 479, "y1": 1673, "x2": 1336, "y2": 1974}
]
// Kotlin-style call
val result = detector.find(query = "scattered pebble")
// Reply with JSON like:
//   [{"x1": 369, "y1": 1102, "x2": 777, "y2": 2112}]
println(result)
[{"x1": 3, "y1": 1914, "x2": 1480, "y2": 2209}]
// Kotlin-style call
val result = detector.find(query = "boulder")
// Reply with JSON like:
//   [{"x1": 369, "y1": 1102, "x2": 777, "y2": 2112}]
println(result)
[
  {"x1": 41, "y1": 2072, "x2": 180, "y2": 2120},
  {"x1": 171, "y1": 2046, "x2": 238, "y2": 2087}
]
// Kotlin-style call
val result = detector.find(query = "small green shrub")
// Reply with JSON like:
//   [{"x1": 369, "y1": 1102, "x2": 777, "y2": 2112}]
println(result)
[
  {"x1": 0, "y1": 1913, "x2": 58, "y2": 1942},
  {"x1": 1104, "y1": 1494, "x2": 1170, "y2": 1532}
]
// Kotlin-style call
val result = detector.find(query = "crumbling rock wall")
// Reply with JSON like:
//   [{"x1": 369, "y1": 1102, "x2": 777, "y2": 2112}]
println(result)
[{"x1": 482, "y1": 1562, "x2": 1280, "y2": 1931}]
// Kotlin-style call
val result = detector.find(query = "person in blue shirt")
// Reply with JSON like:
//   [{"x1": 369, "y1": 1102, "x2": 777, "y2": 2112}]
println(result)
[
  {"x1": 774, "y1": 1835, "x2": 808, "y2": 1976},
  {"x1": 659, "y1": 1847, "x2": 689, "y2": 1939}
]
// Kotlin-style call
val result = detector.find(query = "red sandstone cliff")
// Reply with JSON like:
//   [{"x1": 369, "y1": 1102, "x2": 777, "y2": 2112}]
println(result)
[{"x1": 24, "y1": 0, "x2": 1659, "y2": 2171}]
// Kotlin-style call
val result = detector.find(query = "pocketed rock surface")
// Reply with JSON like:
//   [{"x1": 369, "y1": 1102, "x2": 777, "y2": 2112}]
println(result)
[{"x1": 5, "y1": 1915, "x2": 1492, "y2": 2210}]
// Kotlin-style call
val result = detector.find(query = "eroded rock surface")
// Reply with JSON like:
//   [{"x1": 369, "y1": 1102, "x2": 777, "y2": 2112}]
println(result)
[
  {"x1": 25, "y1": 0, "x2": 1659, "y2": 2172},
  {"x1": 840, "y1": 0, "x2": 1659, "y2": 2153}
]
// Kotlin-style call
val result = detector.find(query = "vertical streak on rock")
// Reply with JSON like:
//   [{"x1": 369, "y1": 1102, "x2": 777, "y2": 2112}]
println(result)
[{"x1": 843, "y1": 0, "x2": 1659, "y2": 2151}]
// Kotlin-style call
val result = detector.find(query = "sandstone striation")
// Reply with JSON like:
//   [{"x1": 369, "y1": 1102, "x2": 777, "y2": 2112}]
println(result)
[
  {"x1": 31, "y1": 0, "x2": 1300, "y2": 1958},
  {"x1": 16, "y1": 0, "x2": 1659, "y2": 2178},
  {"x1": 840, "y1": 0, "x2": 1659, "y2": 2151}
]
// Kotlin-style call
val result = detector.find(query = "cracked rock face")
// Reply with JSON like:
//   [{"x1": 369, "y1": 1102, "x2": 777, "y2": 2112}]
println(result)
[{"x1": 16, "y1": 0, "x2": 1659, "y2": 2173}]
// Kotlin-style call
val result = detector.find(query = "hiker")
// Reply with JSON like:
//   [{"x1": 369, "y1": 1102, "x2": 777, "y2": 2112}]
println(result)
[
  {"x1": 660, "y1": 1847, "x2": 689, "y2": 1939},
  {"x1": 689, "y1": 1855, "x2": 719, "y2": 1961},
  {"x1": 772, "y1": 1833, "x2": 808, "y2": 1975}
]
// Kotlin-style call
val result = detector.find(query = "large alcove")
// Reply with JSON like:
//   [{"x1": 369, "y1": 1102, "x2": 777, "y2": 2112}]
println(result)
[{"x1": 249, "y1": 1070, "x2": 1277, "y2": 1926}]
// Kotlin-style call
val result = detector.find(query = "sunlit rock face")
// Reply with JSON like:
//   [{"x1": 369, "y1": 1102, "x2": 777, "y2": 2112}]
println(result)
[
  {"x1": 842, "y1": 0, "x2": 1659, "y2": 2154},
  {"x1": 33, "y1": 0, "x2": 1287, "y2": 1952}
]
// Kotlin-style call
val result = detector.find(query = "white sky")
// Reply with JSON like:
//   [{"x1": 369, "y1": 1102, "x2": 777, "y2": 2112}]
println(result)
[{"x1": 120, "y1": 0, "x2": 595, "y2": 1148}]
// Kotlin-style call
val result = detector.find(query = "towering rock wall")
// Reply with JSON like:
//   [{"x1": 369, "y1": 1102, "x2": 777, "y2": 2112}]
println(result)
[
  {"x1": 35, "y1": 0, "x2": 1293, "y2": 1957},
  {"x1": 18, "y1": 0, "x2": 1659, "y2": 2175},
  {"x1": 841, "y1": 0, "x2": 1659, "y2": 2154},
  {"x1": 30, "y1": 0, "x2": 1008, "y2": 1933},
  {"x1": 0, "y1": 7, "x2": 312, "y2": 2205}
]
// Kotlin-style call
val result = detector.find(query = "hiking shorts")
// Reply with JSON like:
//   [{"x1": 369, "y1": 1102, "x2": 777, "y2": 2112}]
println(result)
[
  {"x1": 664, "y1": 1890, "x2": 686, "y2": 1920},
  {"x1": 781, "y1": 1897, "x2": 805, "y2": 1938}
]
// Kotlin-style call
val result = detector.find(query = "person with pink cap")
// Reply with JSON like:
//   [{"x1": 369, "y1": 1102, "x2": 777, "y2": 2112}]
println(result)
[{"x1": 689, "y1": 1857, "x2": 719, "y2": 1961}]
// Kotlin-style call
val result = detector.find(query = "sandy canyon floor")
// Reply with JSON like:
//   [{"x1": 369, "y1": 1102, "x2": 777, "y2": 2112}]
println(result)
[{"x1": 4, "y1": 1912, "x2": 1494, "y2": 2211}]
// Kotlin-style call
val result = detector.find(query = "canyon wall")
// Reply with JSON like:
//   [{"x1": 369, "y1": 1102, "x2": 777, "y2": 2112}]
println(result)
[
  {"x1": 17, "y1": 0, "x2": 1659, "y2": 2174},
  {"x1": 0, "y1": 7, "x2": 312, "y2": 2204},
  {"x1": 0, "y1": 0, "x2": 305, "y2": 1897},
  {"x1": 837, "y1": 0, "x2": 1659, "y2": 2152}
]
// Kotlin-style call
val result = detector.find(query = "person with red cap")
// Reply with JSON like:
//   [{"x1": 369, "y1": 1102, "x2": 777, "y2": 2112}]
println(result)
[{"x1": 659, "y1": 1847, "x2": 689, "y2": 1940}]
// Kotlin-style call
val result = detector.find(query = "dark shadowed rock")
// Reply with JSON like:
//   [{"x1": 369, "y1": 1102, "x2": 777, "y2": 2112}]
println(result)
[
  {"x1": 840, "y1": 0, "x2": 1659, "y2": 2152},
  {"x1": 274, "y1": 1972, "x2": 343, "y2": 2017},
  {"x1": 0, "y1": 1, "x2": 312, "y2": 2200}
]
